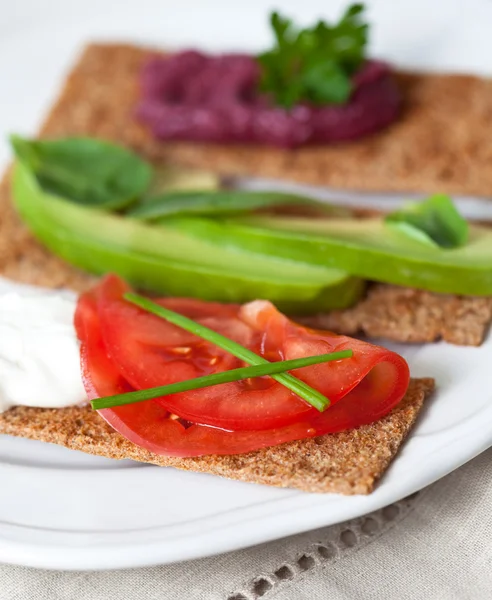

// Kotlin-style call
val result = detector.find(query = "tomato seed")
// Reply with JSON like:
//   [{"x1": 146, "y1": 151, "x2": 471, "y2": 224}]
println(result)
[{"x1": 173, "y1": 346, "x2": 192, "y2": 355}]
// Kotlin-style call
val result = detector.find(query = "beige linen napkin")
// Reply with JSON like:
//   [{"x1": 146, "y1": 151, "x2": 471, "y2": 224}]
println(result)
[{"x1": 1, "y1": 447, "x2": 491, "y2": 600}]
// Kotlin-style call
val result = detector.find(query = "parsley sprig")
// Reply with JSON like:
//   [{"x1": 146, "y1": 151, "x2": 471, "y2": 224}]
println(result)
[{"x1": 257, "y1": 4, "x2": 368, "y2": 108}]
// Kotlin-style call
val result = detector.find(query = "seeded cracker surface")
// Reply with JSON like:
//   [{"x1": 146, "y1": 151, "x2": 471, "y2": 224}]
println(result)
[
  {"x1": 0, "y1": 41, "x2": 478, "y2": 494},
  {"x1": 304, "y1": 284, "x2": 492, "y2": 347}
]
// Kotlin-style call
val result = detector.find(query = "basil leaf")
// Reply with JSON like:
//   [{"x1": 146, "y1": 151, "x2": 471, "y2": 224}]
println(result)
[
  {"x1": 128, "y1": 190, "x2": 325, "y2": 220},
  {"x1": 385, "y1": 194, "x2": 469, "y2": 249},
  {"x1": 10, "y1": 135, "x2": 153, "y2": 210}
]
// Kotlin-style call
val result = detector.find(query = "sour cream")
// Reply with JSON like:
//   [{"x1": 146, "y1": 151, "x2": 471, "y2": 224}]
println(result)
[{"x1": 0, "y1": 289, "x2": 86, "y2": 413}]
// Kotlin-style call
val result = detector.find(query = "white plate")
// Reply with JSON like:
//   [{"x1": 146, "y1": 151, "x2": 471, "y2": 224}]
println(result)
[{"x1": 1, "y1": 0, "x2": 492, "y2": 571}]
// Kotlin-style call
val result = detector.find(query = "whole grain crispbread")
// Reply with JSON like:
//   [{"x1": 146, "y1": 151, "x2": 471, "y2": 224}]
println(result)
[
  {"x1": 39, "y1": 43, "x2": 492, "y2": 198},
  {"x1": 0, "y1": 379, "x2": 434, "y2": 494},
  {"x1": 303, "y1": 284, "x2": 492, "y2": 347}
]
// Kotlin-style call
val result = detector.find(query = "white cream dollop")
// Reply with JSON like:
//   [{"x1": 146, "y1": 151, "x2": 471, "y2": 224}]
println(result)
[{"x1": 0, "y1": 290, "x2": 86, "y2": 413}]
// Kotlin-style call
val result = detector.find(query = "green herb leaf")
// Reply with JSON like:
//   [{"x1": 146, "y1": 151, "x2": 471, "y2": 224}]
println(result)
[
  {"x1": 127, "y1": 190, "x2": 327, "y2": 220},
  {"x1": 257, "y1": 3, "x2": 368, "y2": 108},
  {"x1": 385, "y1": 194, "x2": 469, "y2": 249},
  {"x1": 300, "y1": 59, "x2": 352, "y2": 105},
  {"x1": 91, "y1": 349, "x2": 352, "y2": 410},
  {"x1": 125, "y1": 292, "x2": 336, "y2": 412},
  {"x1": 10, "y1": 135, "x2": 153, "y2": 210}
]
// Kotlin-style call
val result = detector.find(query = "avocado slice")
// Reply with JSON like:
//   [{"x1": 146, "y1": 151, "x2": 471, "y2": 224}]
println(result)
[
  {"x1": 160, "y1": 214, "x2": 492, "y2": 296},
  {"x1": 11, "y1": 162, "x2": 364, "y2": 313},
  {"x1": 146, "y1": 163, "x2": 221, "y2": 197}
]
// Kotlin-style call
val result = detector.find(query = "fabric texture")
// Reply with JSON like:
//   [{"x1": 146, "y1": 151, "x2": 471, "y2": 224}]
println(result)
[{"x1": 1, "y1": 448, "x2": 491, "y2": 600}]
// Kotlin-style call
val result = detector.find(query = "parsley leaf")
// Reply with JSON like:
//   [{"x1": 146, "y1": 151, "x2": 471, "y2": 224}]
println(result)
[
  {"x1": 385, "y1": 194, "x2": 469, "y2": 249},
  {"x1": 257, "y1": 4, "x2": 368, "y2": 108}
]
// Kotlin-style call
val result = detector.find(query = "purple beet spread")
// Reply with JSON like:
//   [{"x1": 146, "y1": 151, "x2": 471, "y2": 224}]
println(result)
[{"x1": 136, "y1": 51, "x2": 400, "y2": 149}]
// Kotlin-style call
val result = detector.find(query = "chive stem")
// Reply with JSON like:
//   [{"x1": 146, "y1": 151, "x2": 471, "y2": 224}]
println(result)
[
  {"x1": 91, "y1": 350, "x2": 352, "y2": 410},
  {"x1": 123, "y1": 293, "x2": 341, "y2": 412}
]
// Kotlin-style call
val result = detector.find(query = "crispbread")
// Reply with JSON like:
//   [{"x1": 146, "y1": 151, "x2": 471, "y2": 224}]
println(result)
[
  {"x1": 40, "y1": 43, "x2": 492, "y2": 198},
  {"x1": 303, "y1": 284, "x2": 492, "y2": 346},
  {"x1": 0, "y1": 379, "x2": 434, "y2": 494}
]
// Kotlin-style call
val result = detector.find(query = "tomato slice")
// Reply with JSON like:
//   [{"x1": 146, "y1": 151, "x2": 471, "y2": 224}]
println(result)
[
  {"x1": 74, "y1": 275, "x2": 411, "y2": 458},
  {"x1": 95, "y1": 275, "x2": 410, "y2": 431}
]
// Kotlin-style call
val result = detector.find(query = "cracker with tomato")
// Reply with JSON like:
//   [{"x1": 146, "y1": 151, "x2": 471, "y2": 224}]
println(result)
[{"x1": 0, "y1": 276, "x2": 434, "y2": 493}]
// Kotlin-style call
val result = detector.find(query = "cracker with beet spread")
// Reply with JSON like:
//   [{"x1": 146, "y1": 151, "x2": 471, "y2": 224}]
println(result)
[{"x1": 39, "y1": 43, "x2": 492, "y2": 199}]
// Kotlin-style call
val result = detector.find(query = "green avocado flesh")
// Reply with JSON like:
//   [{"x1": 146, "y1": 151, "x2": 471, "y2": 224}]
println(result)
[
  {"x1": 11, "y1": 162, "x2": 364, "y2": 314},
  {"x1": 163, "y1": 214, "x2": 492, "y2": 296}
]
